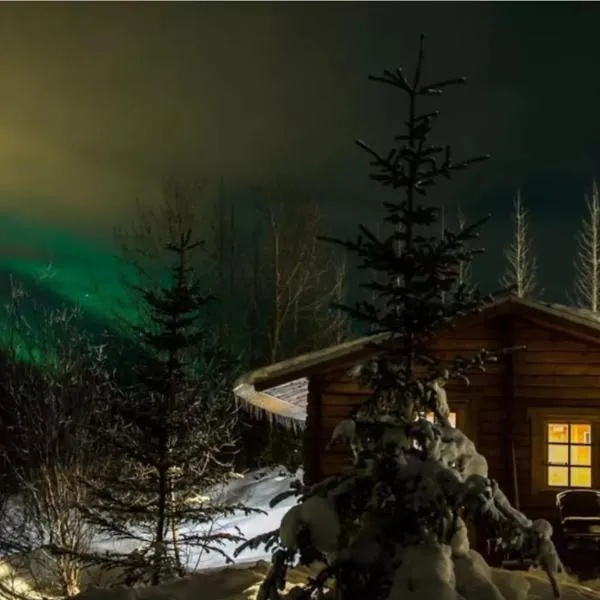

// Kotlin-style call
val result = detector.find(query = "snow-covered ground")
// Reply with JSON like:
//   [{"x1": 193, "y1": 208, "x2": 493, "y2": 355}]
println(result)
[
  {"x1": 4, "y1": 468, "x2": 600, "y2": 600},
  {"x1": 90, "y1": 466, "x2": 301, "y2": 571},
  {"x1": 190, "y1": 466, "x2": 301, "y2": 570}
]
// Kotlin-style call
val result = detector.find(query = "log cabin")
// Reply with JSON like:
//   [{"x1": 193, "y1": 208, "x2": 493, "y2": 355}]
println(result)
[{"x1": 234, "y1": 295, "x2": 600, "y2": 528}]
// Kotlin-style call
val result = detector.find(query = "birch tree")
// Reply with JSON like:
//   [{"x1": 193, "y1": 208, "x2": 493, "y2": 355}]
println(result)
[
  {"x1": 250, "y1": 196, "x2": 349, "y2": 364},
  {"x1": 500, "y1": 189, "x2": 537, "y2": 297},
  {"x1": 573, "y1": 180, "x2": 600, "y2": 311}
]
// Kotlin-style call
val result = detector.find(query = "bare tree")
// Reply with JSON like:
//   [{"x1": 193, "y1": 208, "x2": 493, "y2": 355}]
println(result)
[
  {"x1": 251, "y1": 196, "x2": 349, "y2": 363},
  {"x1": 0, "y1": 276, "x2": 115, "y2": 597},
  {"x1": 500, "y1": 189, "x2": 537, "y2": 297},
  {"x1": 572, "y1": 180, "x2": 600, "y2": 311}
]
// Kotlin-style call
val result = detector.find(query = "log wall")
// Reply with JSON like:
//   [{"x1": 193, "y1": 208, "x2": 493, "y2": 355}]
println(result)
[
  {"x1": 305, "y1": 312, "x2": 600, "y2": 525},
  {"x1": 508, "y1": 316, "x2": 600, "y2": 522}
]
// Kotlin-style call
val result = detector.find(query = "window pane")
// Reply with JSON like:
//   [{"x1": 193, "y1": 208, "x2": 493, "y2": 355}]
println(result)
[
  {"x1": 423, "y1": 412, "x2": 456, "y2": 427},
  {"x1": 548, "y1": 444, "x2": 569, "y2": 465},
  {"x1": 548, "y1": 424, "x2": 568, "y2": 443},
  {"x1": 571, "y1": 467, "x2": 592, "y2": 488},
  {"x1": 548, "y1": 466, "x2": 569, "y2": 487},
  {"x1": 571, "y1": 445, "x2": 592, "y2": 466},
  {"x1": 448, "y1": 412, "x2": 456, "y2": 428},
  {"x1": 571, "y1": 424, "x2": 592, "y2": 444}
]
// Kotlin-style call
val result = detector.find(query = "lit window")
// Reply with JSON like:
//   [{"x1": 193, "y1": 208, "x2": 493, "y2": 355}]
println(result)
[
  {"x1": 424, "y1": 411, "x2": 456, "y2": 428},
  {"x1": 547, "y1": 423, "x2": 592, "y2": 488}
]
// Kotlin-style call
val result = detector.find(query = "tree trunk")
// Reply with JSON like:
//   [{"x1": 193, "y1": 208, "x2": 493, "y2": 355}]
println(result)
[{"x1": 152, "y1": 435, "x2": 168, "y2": 586}]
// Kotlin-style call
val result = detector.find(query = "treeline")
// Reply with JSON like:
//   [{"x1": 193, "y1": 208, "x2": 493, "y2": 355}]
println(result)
[
  {"x1": 455, "y1": 181, "x2": 600, "y2": 308},
  {"x1": 0, "y1": 179, "x2": 349, "y2": 594}
]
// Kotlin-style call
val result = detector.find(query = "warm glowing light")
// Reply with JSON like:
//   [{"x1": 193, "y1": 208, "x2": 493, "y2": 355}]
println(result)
[
  {"x1": 424, "y1": 411, "x2": 456, "y2": 427},
  {"x1": 547, "y1": 422, "x2": 592, "y2": 488}
]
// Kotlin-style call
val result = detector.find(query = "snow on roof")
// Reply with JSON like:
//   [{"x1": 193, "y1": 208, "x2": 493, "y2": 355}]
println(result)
[
  {"x1": 546, "y1": 302, "x2": 600, "y2": 325},
  {"x1": 234, "y1": 377, "x2": 309, "y2": 431},
  {"x1": 262, "y1": 377, "x2": 309, "y2": 410}
]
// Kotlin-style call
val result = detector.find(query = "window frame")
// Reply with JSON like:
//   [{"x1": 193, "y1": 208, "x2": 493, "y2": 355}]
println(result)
[
  {"x1": 546, "y1": 423, "x2": 592, "y2": 488},
  {"x1": 528, "y1": 407, "x2": 600, "y2": 494}
]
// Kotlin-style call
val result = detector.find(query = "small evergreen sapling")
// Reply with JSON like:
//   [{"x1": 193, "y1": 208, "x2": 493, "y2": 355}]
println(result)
[
  {"x1": 80, "y1": 224, "x2": 260, "y2": 585},
  {"x1": 241, "y1": 35, "x2": 563, "y2": 600}
]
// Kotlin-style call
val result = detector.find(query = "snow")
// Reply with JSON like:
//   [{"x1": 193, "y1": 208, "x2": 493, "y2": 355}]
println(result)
[
  {"x1": 90, "y1": 466, "x2": 302, "y2": 571},
  {"x1": 4, "y1": 468, "x2": 600, "y2": 599}
]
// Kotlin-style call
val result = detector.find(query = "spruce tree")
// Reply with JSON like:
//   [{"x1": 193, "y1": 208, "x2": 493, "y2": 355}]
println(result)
[
  {"x1": 242, "y1": 35, "x2": 564, "y2": 600},
  {"x1": 80, "y1": 226, "x2": 256, "y2": 585}
]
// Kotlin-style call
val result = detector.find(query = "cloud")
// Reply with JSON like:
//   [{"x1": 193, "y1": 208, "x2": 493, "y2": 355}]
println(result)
[{"x1": 0, "y1": 1, "x2": 595, "y2": 247}]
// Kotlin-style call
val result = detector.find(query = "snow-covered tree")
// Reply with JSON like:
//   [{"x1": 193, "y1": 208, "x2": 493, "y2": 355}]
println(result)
[
  {"x1": 500, "y1": 190, "x2": 537, "y2": 298},
  {"x1": 572, "y1": 180, "x2": 600, "y2": 311},
  {"x1": 240, "y1": 35, "x2": 563, "y2": 600}
]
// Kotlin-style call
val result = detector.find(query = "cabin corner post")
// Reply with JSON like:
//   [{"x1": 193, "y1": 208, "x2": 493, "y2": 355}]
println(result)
[
  {"x1": 499, "y1": 316, "x2": 520, "y2": 510},
  {"x1": 303, "y1": 375, "x2": 322, "y2": 486}
]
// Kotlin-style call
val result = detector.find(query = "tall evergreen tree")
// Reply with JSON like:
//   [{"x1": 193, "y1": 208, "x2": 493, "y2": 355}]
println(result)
[
  {"x1": 243, "y1": 35, "x2": 563, "y2": 600},
  {"x1": 80, "y1": 197, "x2": 257, "y2": 586}
]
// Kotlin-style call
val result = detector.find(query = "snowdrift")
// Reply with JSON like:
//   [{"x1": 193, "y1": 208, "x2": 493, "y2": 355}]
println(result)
[{"x1": 68, "y1": 562, "x2": 600, "y2": 600}]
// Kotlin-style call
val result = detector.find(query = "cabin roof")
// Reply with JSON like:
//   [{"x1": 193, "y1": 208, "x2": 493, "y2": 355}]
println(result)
[{"x1": 233, "y1": 295, "x2": 600, "y2": 430}]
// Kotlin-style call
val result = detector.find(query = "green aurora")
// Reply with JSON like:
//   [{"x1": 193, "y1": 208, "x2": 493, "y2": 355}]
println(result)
[{"x1": 0, "y1": 215, "x2": 142, "y2": 362}]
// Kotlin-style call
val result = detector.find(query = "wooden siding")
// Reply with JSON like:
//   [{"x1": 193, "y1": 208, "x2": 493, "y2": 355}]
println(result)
[
  {"x1": 509, "y1": 317, "x2": 600, "y2": 521},
  {"x1": 306, "y1": 313, "x2": 600, "y2": 524},
  {"x1": 313, "y1": 320, "x2": 505, "y2": 481}
]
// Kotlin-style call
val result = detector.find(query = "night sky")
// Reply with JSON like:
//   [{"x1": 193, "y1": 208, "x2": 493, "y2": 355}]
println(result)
[{"x1": 0, "y1": 2, "x2": 599, "y2": 321}]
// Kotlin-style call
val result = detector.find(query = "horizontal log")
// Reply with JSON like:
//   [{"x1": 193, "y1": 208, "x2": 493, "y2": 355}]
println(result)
[
  {"x1": 321, "y1": 415, "x2": 354, "y2": 429},
  {"x1": 508, "y1": 326, "x2": 556, "y2": 341},
  {"x1": 515, "y1": 375, "x2": 600, "y2": 388},
  {"x1": 322, "y1": 382, "x2": 376, "y2": 395},
  {"x1": 510, "y1": 339, "x2": 590, "y2": 352},
  {"x1": 433, "y1": 339, "x2": 505, "y2": 351},
  {"x1": 321, "y1": 393, "x2": 371, "y2": 406},
  {"x1": 437, "y1": 328, "x2": 501, "y2": 342},
  {"x1": 518, "y1": 351, "x2": 600, "y2": 364},
  {"x1": 515, "y1": 364, "x2": 600, "y2": 377},
  {"x1": 477, "y1": 431, "x2": 503, "y2": 446},
  {"x1": 516, "y1": 387, "x2": 600, "y2": 400},
  {"x1": 478, "y1": 421, "x2": 505, "y2": 436},
  {"x1": 322, "y1": 405, "x2": 367, "y2": 419},
  {"x1": 478, "y1": 406, "x2": 510, "y2": 420}
]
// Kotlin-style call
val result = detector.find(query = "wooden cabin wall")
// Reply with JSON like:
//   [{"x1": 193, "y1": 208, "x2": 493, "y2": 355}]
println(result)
[
  {"x1": 507, "y1": 316, "x2": 600, "y2": 522},
  {"x1": 305, "y1": 310, "x2": 600, "y2": 528},
  {"x1": 311, "y1": 320, "x2": 506, "y2": 482}
]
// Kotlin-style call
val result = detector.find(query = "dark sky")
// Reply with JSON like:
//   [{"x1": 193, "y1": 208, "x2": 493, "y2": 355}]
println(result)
[{"x1": 0, "y1": 2, "x2": 599, "y2": 303}]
